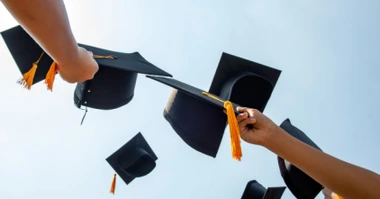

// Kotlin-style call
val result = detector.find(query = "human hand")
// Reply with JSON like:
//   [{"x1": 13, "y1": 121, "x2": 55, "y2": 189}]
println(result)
[
  {"x1": 57, "y1": 46, "x2": 99, "y2": 83},
  {"x1": 236, "y1": 107, "x2": 278, "y2": 146},
  {"x1": 323, "y1": 188, "x2": 334, "y2": 199}
]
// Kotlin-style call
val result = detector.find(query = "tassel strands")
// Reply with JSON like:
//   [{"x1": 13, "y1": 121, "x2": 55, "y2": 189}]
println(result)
[
  {"x1": 224, "y1": 101, "x2": 242, "y2": 161},
  {"x1": 44, "y1": 61, "x2": 58, "y2": 91},
  {"x1": 110, "y1": 173, "x2": 117, "y2": 195},
  {"x1": 16, "y1": 51, "x2": 117, "y2": 91},
  {"x1": 201, "y1": 91, "x2": 242, "y2": 161},
  {"x1": 17, "y1": 51, "x2": 45, "y2": 90},
  {"x1": 333, "y1": 193, "x2": 344, "y2": 199}
]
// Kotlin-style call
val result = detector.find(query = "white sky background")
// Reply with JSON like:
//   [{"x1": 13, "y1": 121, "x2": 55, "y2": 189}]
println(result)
[{"x1": 0, "y1": 0, "x2": 379, "y2": 198}]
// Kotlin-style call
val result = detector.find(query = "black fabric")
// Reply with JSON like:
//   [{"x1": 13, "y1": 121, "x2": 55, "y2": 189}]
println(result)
[
  {"x1": 106, "y1": 132, "x2": 158, "y2": 185},
  {"x1": 1, "y1": 25, "x2": 54, "y2": 85},
  {"x1": 277, "y1": 119, "x2": 323, "y2": 199},
  {"x1": 146, "y1": 76, "x2": 239, "y2": 157},
  {"x1": 209, "y1": 53, "x2": 281, "y2": 112},
  {"x1": 146, "y1": 53, "x2": 281, "y2": 158},
  {"x1": 241, "y1": 180, "x2": 286, "y2": 199},
  {"x1": 73, "y1": 66, "x2": 138, "y2": 110},
  {"x1": 262, "y1": 187, "x2": 287, "y2": 199},
  {"x1": 1, "y1": 25, "x2": 173, "y2": 111},
  {"x1": 163, "y1": 89, "x2": 227, "y2": 157},
  {"x1": 72, "y1": 44, "x2": 173, "y2": 110}
]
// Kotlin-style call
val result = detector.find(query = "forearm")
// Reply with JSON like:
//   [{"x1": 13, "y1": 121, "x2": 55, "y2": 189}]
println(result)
[
  {"x1": 265, "y1": 126, "x2": 380, "y2": 199},
  {"x1": 1, "y1": 0, "x2": 79, "y2": 66}
]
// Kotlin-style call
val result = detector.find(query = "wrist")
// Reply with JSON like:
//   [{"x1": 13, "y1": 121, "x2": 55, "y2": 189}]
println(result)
[
  {"x1": 55, "y1": 44, "x2": 80, "y2": 69},
  {"x1": 262, "y1": 125, "x2": 288, "y2": 152}
]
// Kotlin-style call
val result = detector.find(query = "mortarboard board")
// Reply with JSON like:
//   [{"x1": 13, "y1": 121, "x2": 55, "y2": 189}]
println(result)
[
  {"x1": 1, "y1": 25, "x2": 172, "y2": 111},
  {"x1": 277, "y1": 118, "x2": 323, "y2": 199},
  {"x1": 146, "y1": 53, "x2": 281, "y2": 160},
  {"x1": 241, "y1": 180, "x2": 286, "y2": 199},
  {"x1": 106, "y1": 132, "x2": 158, "y2": 194}
]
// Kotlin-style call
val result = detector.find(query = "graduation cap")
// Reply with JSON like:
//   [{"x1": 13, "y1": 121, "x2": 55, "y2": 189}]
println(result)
[
  {"x1": 1, "y1": 25, "x2": 172, "y2": 110},
  {"x1": 241, "y1": 180, "x2": 286, "y2": 199},
  {"x1": 106, "y1": 132, "x2": 158, "y2": 194},
  {"x1": 277, "y1": 118, "x2": 323, "y2": 199},
  {"x1": 146, "y1": 53, "x2": 281, "y2": 160}
]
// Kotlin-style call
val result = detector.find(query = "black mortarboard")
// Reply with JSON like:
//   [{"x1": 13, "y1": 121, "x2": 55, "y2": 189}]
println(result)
[
  {"x1": 1, "y1": 25, "x2": 172, "y2": 110},
  {"x1": 277, "y1": 119, "x2": 323, "y2": 199},
  {"x1": 241, "y1": 180, "x2": 286, "y2": 199},
  {"x1": 106, "y1": 132, "x2": 158, "y2": 194},
  {"x1": 146, "y1": 53, "x2": 281, "y2": 159},
  {"x1": 1, "y1": 25, "x2": 56, "y2": 89}
]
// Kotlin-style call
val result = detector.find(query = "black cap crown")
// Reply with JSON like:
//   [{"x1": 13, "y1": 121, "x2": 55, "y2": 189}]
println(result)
[
  {"x1": 241, "y1": 180, "x2": 286, "y2": 199},
  {"x1": 1, "y1": 25, "x2": 172, "y2": 110},
  {"x1": 106, "y1": 132, "x2": 158, "y2": 185},
  {"x1": 147, "y1": 53, "x2": 281, "y2": 157},
  {"x1": 277, "y1": 119, "x2": 323, "y2": 199}
]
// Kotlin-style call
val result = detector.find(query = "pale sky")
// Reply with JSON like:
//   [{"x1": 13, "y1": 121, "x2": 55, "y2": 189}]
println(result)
[{"x1": 0, "y1": 0, "x2": 379, "y2": 199}]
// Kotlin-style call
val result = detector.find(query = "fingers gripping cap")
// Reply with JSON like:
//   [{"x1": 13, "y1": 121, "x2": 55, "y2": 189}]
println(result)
[
  {"x1": 1, "y1": 25, "x2": 173, "y2": 112},
  {"x1": 73, "y1": 43, "x2": 172, "y2": 110},
  {"x1": 146, "y1": 52, "x2": 281, "y2": 159}
]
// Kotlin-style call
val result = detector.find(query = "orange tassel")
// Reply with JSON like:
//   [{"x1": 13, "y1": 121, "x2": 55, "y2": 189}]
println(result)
[
  {"x1": 45, "y1": 61, "x2": 58, "y2": 91},
  {"x1": 224, "y1": 101, "x2": 242, "y2": 161},
  {"x1": 333, "y1": 193, "x2": 344, "y2": 199},
  {"x1": 110, "y1": 173, "x2": 116, "y2": 195},
  {"x1": 202, "y1": 92, "x2": 242, "y2": 161},
  {"x1": 17, "y1": 63, "x2": 38, "y2": 90},
  {"x1": 17, "y1": 52, "x2": 45, "y2": 90},
  {"x1": 17, "y1": 52, "x2": 116, "y2": 91}
]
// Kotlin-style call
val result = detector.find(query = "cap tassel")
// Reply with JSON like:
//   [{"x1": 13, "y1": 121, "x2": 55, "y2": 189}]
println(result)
[
  {"x1": 17, "y1": 52, "x2": 45, "y2": 90},
  {"x1": 333, "y1": 193, "x2": 344, "y2": 199},
  {"x1": 224, "y1": 101, "x2": 242, "y2": 161},
  {"x1": 17, "y1": 63, "x2": 37, "y2": 90},
  {"x1": 15, "y1": 52, "x2": 116, "y2": 91},
  {"x1": 110, "y1": 173, "x2": 116, "y2": 195},
  {"x1": 201, "y1": 92, "x2": 242, "y2": 161},
  {"x1": 45, "y1": 61, "x2": 58, "y2": 91}
]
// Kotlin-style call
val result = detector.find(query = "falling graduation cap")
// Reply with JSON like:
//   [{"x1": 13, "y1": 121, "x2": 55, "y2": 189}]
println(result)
[
  {"x1": 241, "y1": 180, "x2": 286, "y2": 199},
  {"x1": 146, "y1": 53, "x2": 281, "y2": 160},
  {"x1": 277, "y1": 118, "x2": 324, "y2": 199},
  {"x1": 106, "y1": 132, "x2": 158, "y2": 194},
  {"x1": 1, "y1": 25, "x2": 172, "y2": 111}
]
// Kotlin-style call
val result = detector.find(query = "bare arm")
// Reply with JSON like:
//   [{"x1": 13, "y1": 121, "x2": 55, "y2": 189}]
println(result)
[
  {"x1": 1, "y1": 0, "x2": 78, "y2": 69},
  {"x1": 1, "y1": 0, "x2": 99, "y2": 83},
  {"x1": 265, "y1": 126, "x2": 380, "y2": 199}
]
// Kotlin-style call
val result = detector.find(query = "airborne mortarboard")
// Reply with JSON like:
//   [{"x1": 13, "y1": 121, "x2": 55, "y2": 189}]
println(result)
[
  {"x1": 277, "y1": 118, "x2": 323, "y2": 199},
  {"x1": 1, "y1": 25, "x2": 172, "y2": 111},
  {"x1": 106, "y1": 132, "x2": 158, "y2": 194},
  {"x1": 146, "y1": 53, "x2": 281, "y2": 160},
  {"x1": 241, "y1": 180, "x2": 286, "y2": 199}
]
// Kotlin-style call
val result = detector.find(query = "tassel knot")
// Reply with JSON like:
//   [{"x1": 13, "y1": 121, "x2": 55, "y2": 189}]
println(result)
[{"x1": 201, "y1": 91, "x2": 242, "y2": 161}]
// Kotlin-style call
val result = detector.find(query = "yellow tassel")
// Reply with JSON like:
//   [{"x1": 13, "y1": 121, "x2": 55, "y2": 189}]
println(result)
[
  {"x1": 110, "y1": 173, "x2": 116, "y2": 195},
  {"x1": 17, "y1": 51, "x2": 116, "y2": 91},
  {"x1": 17, "y1": 63, "x2": 38, "y2": 90},
  {"x1": 201, "y1": 91, "x2": 242, "y2": 161},
  {"x1": 17, "y1": 52, "x2": 45, "y2": 90},
  {"x1": 45, "y1": 61, "x2": 58, "y2": 91},
  {"x1": 224, "y1": 101, "x2": 242, "y2": 161},
  {"x1": 333, "y1": 193, "x2": 344, "y2": 199}
]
